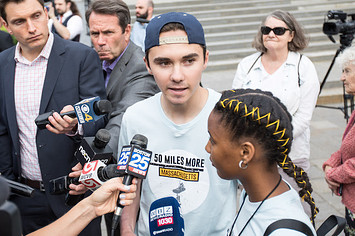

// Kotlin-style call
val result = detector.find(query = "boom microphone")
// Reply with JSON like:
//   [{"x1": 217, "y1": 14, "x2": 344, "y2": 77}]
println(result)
[
  {"x1": 149, "y1": 197, "x2": 185, "y2": 236},
  {"x1": 35, "y1": 96, "x2": 112, "y2": 129},
  {"x1": 111, "y1": 134, "x2": 152, "y2": 234}
]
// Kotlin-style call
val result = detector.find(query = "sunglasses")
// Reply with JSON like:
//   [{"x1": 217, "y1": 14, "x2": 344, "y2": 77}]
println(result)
[{"x1": 261, "y1": 26, "x2": 291, "y2": 36}]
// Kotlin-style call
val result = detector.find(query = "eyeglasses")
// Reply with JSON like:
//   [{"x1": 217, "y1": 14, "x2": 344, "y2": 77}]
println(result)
[{"x1": 261, "y1": 26, "x2": 291, "y2": 36}]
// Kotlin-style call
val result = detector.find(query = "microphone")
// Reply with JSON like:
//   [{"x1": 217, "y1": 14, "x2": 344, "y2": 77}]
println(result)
[
  {"x1": 78, "y1": 160, "x2": 107, "y2": 190},
  {"x1": 49, "y1": 175, "x2": 80, "y2": 195},
  {"x1": 35, "y1": 96, "x2": 112, "y2": 129},
  {"x1": 75, "y1": 129, "x2": 113, "y2": 166},
  {"x1": 111, "y1": 134, "x2": 152, "y2": 234},
  {"x1": 78, "y1": 161, "x2": 126, "y2": 190},
  {"x1": 49, "y1": 129, "x2": 113, "y2": 194},
  {"x1": 149, "y1": 197, "x2": 185, "y2": 236},
  {"x1": 49, "y1": 161, "x2": 124, "y2": 195},
  {"x1": 0, "y1": 177, "x2": 10, "y2": 205},
  {"x1": 0, "y1": 176, "x2": 22, "y2": 236},
  {"x1": 5, "y1": 179, "x2": 34, "y2": 197}
]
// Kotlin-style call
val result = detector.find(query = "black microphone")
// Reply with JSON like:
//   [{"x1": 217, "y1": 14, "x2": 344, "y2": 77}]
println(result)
[
  {"x1": 111, "y1": 134, "x2": 152, "y2": 234},
  {"x1": 0, "y1": 176, "x2": 22, "y2": 236},
  {"x1": 149, "y1": 197, "x2": 185, "y2": 236},
  {"x1": 0, "y1": 177, "x2": 10, "y2": 205},
  {"x1": 49, "y1": 175, "x2": 80, "y2": 195},
  {"x1": 75, "y1": 129, "x2": 113, "y2": 166},
  {"x1": 5, "y1": 179, "x2": 34, "y2": 197},
  {"x1": 35, "y1": 96, "x2": 112, "y2": 129}
]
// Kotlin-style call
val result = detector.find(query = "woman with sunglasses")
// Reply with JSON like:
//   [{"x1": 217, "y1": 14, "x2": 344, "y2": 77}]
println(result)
[{"x1": 232, "y1": 10, "x2": 319, "y2": 217}]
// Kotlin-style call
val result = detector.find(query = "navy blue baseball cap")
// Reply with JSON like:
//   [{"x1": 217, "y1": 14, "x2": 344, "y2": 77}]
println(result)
[{"x1": 144, "y1": 12, "x2": 206, "y2": 52}]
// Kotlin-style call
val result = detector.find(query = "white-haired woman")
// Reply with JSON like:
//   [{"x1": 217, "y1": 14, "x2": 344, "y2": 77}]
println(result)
[{"x1": 323, "y1": 45, "x2": 355, "y2": 236}]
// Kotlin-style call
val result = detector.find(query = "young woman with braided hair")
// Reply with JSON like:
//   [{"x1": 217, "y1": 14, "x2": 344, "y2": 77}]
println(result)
[
  {"x1": 205, "y1": 88, "x2": 318, "y2": 235},
  {"x1": 232, "y1": 10, "x2": 319, "y2": 217}
]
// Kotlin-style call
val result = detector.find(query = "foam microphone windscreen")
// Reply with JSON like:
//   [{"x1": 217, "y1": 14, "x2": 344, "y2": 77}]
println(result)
[
  {"x1": 0, "y1": 176, "x2": 10, "y2": 205},
  {"x1": 149, "y1": 197, "x2": 184, "y2": 236},
  {"x1": 94, "y1": 100, "x2": 112, "y2": 115},
  {"x1": 93, "y1": 129, "x2": 111, "y2": 149}
]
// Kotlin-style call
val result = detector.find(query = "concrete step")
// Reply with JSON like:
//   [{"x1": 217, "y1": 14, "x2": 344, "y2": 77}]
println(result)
[
  {"x1": 206, "y1": 49, "x2": 340, "y2": 72},
  {"x1": 129, "y1": 0, "x2": 293, "y2": 14}
]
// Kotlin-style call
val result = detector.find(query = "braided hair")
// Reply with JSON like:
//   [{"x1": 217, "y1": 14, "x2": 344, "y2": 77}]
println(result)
[{"x1": 214, "y1": 88, "x2": 318, "y2": 223}]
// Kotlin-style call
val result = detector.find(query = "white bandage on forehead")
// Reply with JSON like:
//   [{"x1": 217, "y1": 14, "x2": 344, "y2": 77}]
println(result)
[{"x1": 159, "y1": 36, "x2": 189, "y2": 45}]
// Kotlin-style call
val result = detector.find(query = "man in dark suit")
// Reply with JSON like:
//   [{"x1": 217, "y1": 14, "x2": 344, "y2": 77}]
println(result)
[
  {"x1": 0, "y1": 0, "x2": 106, "y2": 234},
  {"x1": 86, "y1": 0, "x2": 159, "y2": 159}
]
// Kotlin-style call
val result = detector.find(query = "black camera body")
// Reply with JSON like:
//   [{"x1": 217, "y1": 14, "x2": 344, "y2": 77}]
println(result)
[
  {"x1": 323, "y1": 10, "x2": 355, "y2": 48},
  {"x1": 323, "y1": 10, "x2": 355, "y2": 35}
]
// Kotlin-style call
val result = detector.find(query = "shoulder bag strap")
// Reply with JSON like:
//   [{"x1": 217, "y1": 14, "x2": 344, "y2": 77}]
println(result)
[
  {"x1": 316, "y1": 215, "x2": 346, "y2": 236},
  {"x1": 263, "y1": 219, "x2": 314, "y2": 236},
  {"x1": 297, "y1": 54, "x2": 303, "y2": 87},
  {"x1": 247, "y1": 52, "x2": 263, "y2": 74}
]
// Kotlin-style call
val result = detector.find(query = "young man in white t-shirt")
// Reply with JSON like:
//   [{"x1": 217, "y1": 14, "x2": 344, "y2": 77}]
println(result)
[{"x1": 119, "y1": 12, "x2": 238, "y2": 235}]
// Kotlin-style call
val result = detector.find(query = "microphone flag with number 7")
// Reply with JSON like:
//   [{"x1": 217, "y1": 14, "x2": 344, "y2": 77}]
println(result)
[{"x1": 79, "y1": 160, "x2": 106, "y2": 190}]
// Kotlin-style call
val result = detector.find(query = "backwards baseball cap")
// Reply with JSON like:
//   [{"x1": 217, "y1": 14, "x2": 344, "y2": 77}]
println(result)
[{"x1": 144, "y1": 12, "x2": 206, "y2": 52}]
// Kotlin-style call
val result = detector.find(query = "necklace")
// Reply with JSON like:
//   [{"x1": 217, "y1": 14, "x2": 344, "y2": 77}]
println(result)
[{"x1": 228, "y1": 175, "x2": 282, "y2": 236}]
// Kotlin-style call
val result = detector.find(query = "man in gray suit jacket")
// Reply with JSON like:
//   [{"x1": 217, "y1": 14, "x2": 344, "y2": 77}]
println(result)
[{"x1": 86, "y1": 0, "x2": 159, "y2": 160}]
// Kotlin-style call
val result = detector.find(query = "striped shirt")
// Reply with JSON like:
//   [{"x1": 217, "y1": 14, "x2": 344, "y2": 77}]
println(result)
[{"x1": 14, "y1": 33, "x2": 54, "y2": 181}]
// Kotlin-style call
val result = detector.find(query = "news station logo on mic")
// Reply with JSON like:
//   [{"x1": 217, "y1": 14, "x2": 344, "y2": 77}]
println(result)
[
  {"x1": 74, "y1": 96, "x2": 102, "y2": 124},
  {"x1": 149, "y1": 197, "x2": 184, "y2": 236},
  {"x1": 117, "y1": 135, "x2": 152, "y2": 179},
  {"x1": 79, "y1": 160, "x2": 106, "y2": 190}
]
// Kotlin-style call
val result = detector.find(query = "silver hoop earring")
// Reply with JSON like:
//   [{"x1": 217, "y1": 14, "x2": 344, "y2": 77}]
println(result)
[{"x1": 239, "y1": 160, "x2": 248, "y2": 170}]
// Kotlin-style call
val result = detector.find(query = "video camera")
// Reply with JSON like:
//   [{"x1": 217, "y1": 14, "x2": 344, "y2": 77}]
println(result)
[{"x1": 323, "y1": 10, "x2": 355, "y2": 48}]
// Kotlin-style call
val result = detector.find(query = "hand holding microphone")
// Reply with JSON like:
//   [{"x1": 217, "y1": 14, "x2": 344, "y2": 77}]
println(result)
[
  {"x1": 111, "y1": 134, "x2": 152, "y2": 234},
  {"x1": 35, "y1": 96, "x2": 112, "y2": 130},
  {"x1": 49, "y1": 129, "x2": 114, "y2": 195},
  {"x1": 45, "y1": 105, "x2": 80, "y2": 134},
  {"x1": 77, "y1": 134, "x2": 152, "y2": 192}
]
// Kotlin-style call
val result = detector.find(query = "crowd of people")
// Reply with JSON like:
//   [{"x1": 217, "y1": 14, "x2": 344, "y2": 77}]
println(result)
[{"x1": 0, "y1": 0, "x2": 354, "y2": 235}]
